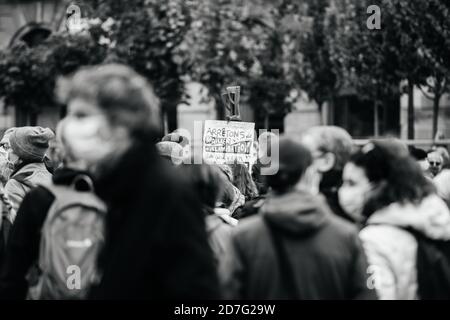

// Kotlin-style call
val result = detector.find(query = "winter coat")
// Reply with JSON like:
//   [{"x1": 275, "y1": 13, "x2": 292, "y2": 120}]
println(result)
[
  {"x1": 206, "y1": 209, "x2": 235, "y2": 276},
  {"x1": 88, "y1": 133, "x2": 220, "y2": 300},
  {"x1": 434, "y1": 169, "x2": 450, "y2": 208},
  {"x1": 4, "y1": 162, "x2": 52, "y2": 222},
  {"x1": 360, "y1": 194, "x2": 450, "y2": 300},
  {"x1": 221, "y1": 189, "x2": 377, "y2": 300},
  {"x1": 0, "y1": 168, "x2": 89, "y2": 299}
]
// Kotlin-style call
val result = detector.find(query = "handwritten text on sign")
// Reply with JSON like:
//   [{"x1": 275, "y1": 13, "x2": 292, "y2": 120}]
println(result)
[{"x1": 203, "y1": 120, "x2": 255, "y2": 165}]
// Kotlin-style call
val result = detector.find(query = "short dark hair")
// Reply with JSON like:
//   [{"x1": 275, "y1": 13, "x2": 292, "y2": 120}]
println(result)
[{"x1": 268, "y1": 137, "x2": 313, "y2": 193}]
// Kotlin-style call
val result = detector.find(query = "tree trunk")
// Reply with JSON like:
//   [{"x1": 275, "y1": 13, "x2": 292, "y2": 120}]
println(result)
[
  {"x1": 215, "y1": 92, "x2": 225, "y2": 120},
  {"x1": 432, "y1": 81, "x2": 442, "y2": 139},
  {"x1": 374, "y1": 101, "x2": 379, "y2": 137},
  {"x1": 407, "y1": 80, "x2": 415, "y2": 139},
  {"x1": 167, "y1": 103, "x2": 178, "y2": 133},
  {"x1": 264, "y1": 113, "x2": 269, "y2": 130}
]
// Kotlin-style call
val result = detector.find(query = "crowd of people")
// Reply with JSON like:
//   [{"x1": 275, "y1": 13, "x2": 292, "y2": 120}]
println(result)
[{"x1": 0, "y1": 63, "x2": 449, "y2": 300}]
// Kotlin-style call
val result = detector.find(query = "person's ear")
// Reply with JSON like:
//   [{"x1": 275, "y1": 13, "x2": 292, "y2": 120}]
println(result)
[{"x1": 316, "y1": 152, "x2": 336, "y2": 173}]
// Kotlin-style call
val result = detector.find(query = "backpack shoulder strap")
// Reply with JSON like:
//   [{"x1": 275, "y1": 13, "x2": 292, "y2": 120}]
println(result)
[
  {"x1": 263, "y1": 215, "x2": 300, "y2": 299},
  {"x1": 39, "y1": 180, "x2": 107, "y2": 218}
]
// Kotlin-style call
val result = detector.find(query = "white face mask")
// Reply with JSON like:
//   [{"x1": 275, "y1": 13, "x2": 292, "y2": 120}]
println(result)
[
  {"x1": 338, "y1": 183, "x2": 372, "y2": 221},
  {"x1": 63, "y1": 116, "x2": 116, "y2": 167}
]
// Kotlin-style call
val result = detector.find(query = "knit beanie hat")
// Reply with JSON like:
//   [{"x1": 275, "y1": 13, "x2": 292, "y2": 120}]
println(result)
[{"x1": 9, "y1": 126, "x2": 55, "y2": 162}]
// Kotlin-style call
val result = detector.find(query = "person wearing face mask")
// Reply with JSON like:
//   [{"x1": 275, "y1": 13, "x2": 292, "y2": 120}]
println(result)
[
  {"x1": 221, "y1": 136, "x2": 377, "y2": 300},
  {"x1": 343, "y1": 140, "x2": 450, "y2": 299},
  {"x1": 427, "y1": 151, "x2": 444, "y2": 178},
  {"x1": 0, "y1": 119, "x2": 97, "y2": 299},
  {"x1": 300, "y1": 126, "x2": 355, "y2": 223},
  {"x1": 0, "y1": 128, "x2": 16, "y2": 267},
  {"x1": 0, "y1": 128, "x2": 16, "y2": 186},
  {"x1": 56, "y1": 64, "x2": 220, "y2": 300},
  {"x1": 3, "y1": 126, "x2": 54, "y2": 222},
  {"x1": 409, "y1": 146, "x2": 433, "y2": 180}
]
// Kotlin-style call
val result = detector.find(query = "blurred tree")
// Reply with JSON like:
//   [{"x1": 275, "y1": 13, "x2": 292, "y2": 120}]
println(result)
[
  {"x1": 179, "y1": 0, "x2": 295, "y2": 128},
  {"x1": 83, "y1": 0, "x2": 192, "y2": 132},
  {"x1": 413, "y1": 0, "x2": 450, "y2": 138},
  {"x1": 0, "y1": 33, "x2": 106, "y2": 124}
]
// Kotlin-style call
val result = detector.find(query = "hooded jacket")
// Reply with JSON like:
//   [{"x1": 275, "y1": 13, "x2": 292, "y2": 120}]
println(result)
[
  {"x1": 4, "y1": 162, "x2": 52, "y2": 222},
  {"x1": 221, "y1": 189, "x2": 377, "y2": 300},
  {"x1": 360, "y1": 194, "x2": 450, "y2": 300}
]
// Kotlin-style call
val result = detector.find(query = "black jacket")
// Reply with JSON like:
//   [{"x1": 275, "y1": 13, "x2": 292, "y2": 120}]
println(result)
[
  {"x1": 0, "y1": 167, "x2": 88, "y2": 299},
  {"x1": 88, "y1": 135, "x2": 220, "y2": 300},
  {"x1": 221, "y1": 190, "x2": 377, "y2": 300}
]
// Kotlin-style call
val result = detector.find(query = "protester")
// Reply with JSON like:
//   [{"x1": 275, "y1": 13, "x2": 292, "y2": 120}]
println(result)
[
  {"x1": 251, "y1": 131, "x2": 277, "y2": 196},
  {"x1": 0, "y1": 128, "x2": 16, "y2": 186},
  {"x1": 182, "y1": 163, "x2": 235, "y2": 271},
  {"x1": 433, "y1": 146, "x2": 450, "y2": 169},
  {"x1": 427, "y1": 151, "x2": 444, "y2": 178},
  {"x1": 300, "y1": 126, "x2": 356, "y2": 223},
  {"x1": 57, "y1": 63, "x2": 220, "y2": 299},
  {"x1": 232, "y1": 162, "x2": 265, "y2": 220},
  {"x1": 233, "y1": 134, "x2": 276, "y2": 220},
  {"x1": 409, "y1": 146, "x2": 432, "y2": 179},
  {"x1": 0, "y1": 128, "x2": 16, "y2": 267},
  {"x1": 434, "y1": 169, "x2": 450, "y2": 208},
  {"x1": 343, "y1": 140, "x2": 450, "y2": 299},
  {"x1": 4, "y1": 126, "x2": 54, "y2": 221},
  {"x1": 231, "y1": 162, "x2": 258, "y2": 201},
  {"x1": 0, "y1": 120, "x2": 101, "y2": 299},
  {"x1": 217, "y1": 164, "x2": 245, "y2": 215},
  {"x1": 221, "y1": 136, "x2": 377, "y2": 299}
]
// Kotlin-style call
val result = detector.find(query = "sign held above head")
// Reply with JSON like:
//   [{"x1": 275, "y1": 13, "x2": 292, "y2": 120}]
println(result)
[{"x1": 222, "y1": 86, "x2": 241, "y2": 121}]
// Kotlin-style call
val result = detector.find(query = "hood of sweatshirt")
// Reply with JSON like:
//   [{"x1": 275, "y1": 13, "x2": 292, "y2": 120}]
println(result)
[
  {"x1": 367, "y1": 194, "x2": 450, "y2": 240},
  {"x1": 261, "y1": 190, "x2": 330, "y2": 236}
]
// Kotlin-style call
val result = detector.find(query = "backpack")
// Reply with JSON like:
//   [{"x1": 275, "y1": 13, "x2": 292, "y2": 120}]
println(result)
[
  {"x1": 407, "y1": 228, "x2": 450, "y2": 299},
  {"x1": 27, "y1": 175, "x2": 107, "y2": 300}
]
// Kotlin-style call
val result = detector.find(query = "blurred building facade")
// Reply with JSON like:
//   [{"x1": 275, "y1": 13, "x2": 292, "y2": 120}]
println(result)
[{"x1": 0, "y1": 0, "x2": 68, "y2": 133}]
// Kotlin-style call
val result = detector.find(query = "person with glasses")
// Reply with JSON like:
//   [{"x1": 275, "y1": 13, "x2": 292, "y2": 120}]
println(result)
[
  {"x1": 300, "y1": 126, "x2": 356, "y2": 223},
  {"x1": 427, "y1": 151, "x2": 444, "y2": 178}
]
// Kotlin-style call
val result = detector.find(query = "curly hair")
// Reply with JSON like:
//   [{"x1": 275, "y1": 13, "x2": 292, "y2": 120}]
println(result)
[
  {"x1": 57, "y1": 64, "x2": 160, "y2": 135},
  {"x1": 350, "y1": 140, "x2": 436, "y2": 219}
]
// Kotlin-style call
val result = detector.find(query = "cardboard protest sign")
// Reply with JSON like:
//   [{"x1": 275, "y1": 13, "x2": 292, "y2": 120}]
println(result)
[{"x1": 203, "y1": 120, "x2": 255, "y2": 166}]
